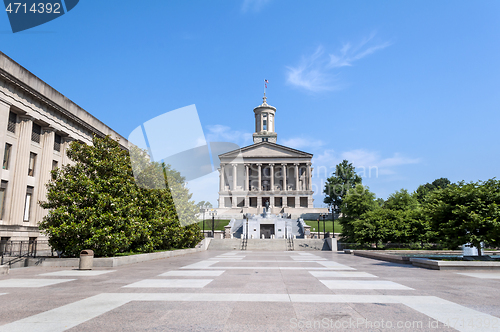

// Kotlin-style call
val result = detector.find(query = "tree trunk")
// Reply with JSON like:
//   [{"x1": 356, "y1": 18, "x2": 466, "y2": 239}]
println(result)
[{"x1": 476, "y1": 243, "x2": 482, "y2": 257}]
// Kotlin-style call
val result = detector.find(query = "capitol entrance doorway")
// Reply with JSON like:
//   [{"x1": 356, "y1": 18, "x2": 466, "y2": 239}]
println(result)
[{"x1": 260, "y1": 224, "x2": 274, "y2": 239}]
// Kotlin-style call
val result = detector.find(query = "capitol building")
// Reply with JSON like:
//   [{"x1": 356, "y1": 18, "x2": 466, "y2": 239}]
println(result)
[{"x1": 217, "y1": 95, "x2": 327, "y2": 220}]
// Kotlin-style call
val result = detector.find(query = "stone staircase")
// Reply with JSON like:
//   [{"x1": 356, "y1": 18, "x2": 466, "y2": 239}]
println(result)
[
  {"x1": 291, "y1": 219, "x2": 304, "y2": 238},
  {"x1": 207, "y1": 238, "x2": 331, "y2": 251},
  {"x1": 231, "y1": 219, "x2": 244, "y2": 239}
]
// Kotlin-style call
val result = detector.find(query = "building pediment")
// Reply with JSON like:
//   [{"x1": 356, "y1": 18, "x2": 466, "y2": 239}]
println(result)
[{"x1": 219, "y1": 142, "x2": 312, "y2": 160}]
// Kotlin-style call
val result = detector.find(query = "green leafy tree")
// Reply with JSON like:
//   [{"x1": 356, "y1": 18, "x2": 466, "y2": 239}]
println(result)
[
  {"x1": 196, "y1": 201, "x2": 213, "y2": 210},
  {"x1": 40, "y1": 136, "x2": 202, "y2": 257},
  {"x1": 39, "y1": 136, "x2": 142, "y2": 257},
  {"x1": 415, "y1": 177, "x2": 451, "y2": 203},
  {"x1": 423, "y1": 179, "x2": 500, "y2": 255},
  {"x1": 384, "y1": 189, "x2": 419, "y2": 211},
  {"x1": 323, "y1": 160, "x2": 362, "y2": 214},
  {"x1": 338, "y1": 184, "x2": 377, "y2": 242}
]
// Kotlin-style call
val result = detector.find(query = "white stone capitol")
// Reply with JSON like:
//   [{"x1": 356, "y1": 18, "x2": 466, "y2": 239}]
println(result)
[{"x1": 216, "y1": 95, "x2": 327, "y2": 220}]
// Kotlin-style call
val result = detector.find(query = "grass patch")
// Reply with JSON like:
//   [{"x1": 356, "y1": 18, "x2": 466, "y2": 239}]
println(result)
[
  {"x1": 304, "y1": 220, "x2": 342, "y2": 233},
  {"x1": 197, "y1": 219, "x2": 230, "y2": 231}
]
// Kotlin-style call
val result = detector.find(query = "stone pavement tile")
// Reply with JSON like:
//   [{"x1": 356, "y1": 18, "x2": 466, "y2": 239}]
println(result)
[
  {"x1": 291, "y1": 302, "x2": 376, "y2": 332},
  {"x1": 39, "y1": 270, "x2": 116, "y2": 277},
  {"x1": 158, "y1": 270, "x2": 225, "y2": 277},
  {"x1": 348, "y1": 303, "x2": 448, "y2": 332},
  {"x1": 280, "y1": 281, "x2": 332, "y2": 294},
  {"x1": 309, "y1": 271, "x2": 378, "y2": 278},
  {"x1": 224, "y1": 301, "x2": 295, "y2": 327},
  {"x1": 68, "y1": 301, "x2": 235, "y2": 332},
  {"x1": 457, "y1": 272, "x2": 500, "y2": 279},
  {"x1": 320, "y1": 280, "x2": 414, "y2": 290},
  {"x1": 123, "y1": 279, "x2": 213, "y2": 288},
  {"x1": 0, "y1": 278, "x2": 75, "y2": 288}
]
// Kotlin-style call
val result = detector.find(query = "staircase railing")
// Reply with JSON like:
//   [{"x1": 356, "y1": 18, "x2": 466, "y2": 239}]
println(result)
[
  {"x1": 1, "y1": 240, "x2": 43, "y2": 266},
  {"x1": 286, "y1": 235, "x2": 294, "y2": 251},
  {"x1": 240, "y1": 237, "x2": 247, "y2": 250}
]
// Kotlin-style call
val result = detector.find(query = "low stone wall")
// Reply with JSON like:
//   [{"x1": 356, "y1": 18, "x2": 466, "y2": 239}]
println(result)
[
  {"x1": 0, "y1": 265, "x2": 8, "y2": 275},
  {"x1": 345, "y1": 250, "x2": 500, "y2": 270},
  {"x1": 410, "y1": 258, "x2": 500, "y2": 270},
  {"x1": 26, "y1": 247, "x2": 204, "y2": 268},
  {"x1": 351, "y1": 250, "x2": 412, "y2": 264},
  {"x1": 6, "y1": 239, "x2": 212, "y2": 270}
]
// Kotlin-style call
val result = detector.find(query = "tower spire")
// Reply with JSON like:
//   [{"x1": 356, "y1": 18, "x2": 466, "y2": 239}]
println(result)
[{"x1": 263, "y1": 79, "x2": 269, "y2": 105}]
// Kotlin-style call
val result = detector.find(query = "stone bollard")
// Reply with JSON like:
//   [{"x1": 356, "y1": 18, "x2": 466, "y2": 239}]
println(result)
[
  {"x1": 261, "y1": 234, "x2": 265, "y2": 239},
  {"x1": 79, "y1": 250, "x2": 94, "y2": 270}
]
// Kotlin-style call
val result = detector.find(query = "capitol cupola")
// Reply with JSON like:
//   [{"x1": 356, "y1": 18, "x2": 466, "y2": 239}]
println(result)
[{"x1": 252, "y1": 95, "x2": 278, "y2": 144}]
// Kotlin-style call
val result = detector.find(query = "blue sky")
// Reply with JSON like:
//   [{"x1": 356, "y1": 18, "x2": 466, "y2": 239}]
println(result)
[{"x1": 1, "y1": 1, "x2": 500, "y2": 206}]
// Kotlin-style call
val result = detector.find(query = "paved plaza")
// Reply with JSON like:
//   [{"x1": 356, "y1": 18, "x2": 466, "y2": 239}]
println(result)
[{"x1": 0, "y1": 251, "x2": 499, "y2": 331}]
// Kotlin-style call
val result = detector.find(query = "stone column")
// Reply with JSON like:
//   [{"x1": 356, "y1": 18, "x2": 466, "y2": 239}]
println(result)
[
  {"x1": 9, "y1": 115, "x2": 33, "y2": 224},
  {"x1": 282, "y1": 196, "x2": 288, "y2": 208},
  {"x1": 34, "y1": 127, "x2": 55, "y2": 224},
  {"x1": 244, "y1": 197, "x2": 249, "y2": 208},
  {"x1": 257, "y1": 196, "x2": 262, "y2": 209},
  {"x1": 219, "y1": 164, "x2": 225, "y2": 192},
  {"x1": 232, "y1": 164, "x2": 237, "y2": 191},
  {"x1": 307, "y1": 163, "x2": 312, "y2": 191},
  {"x1": 257, "y1": 164, "x2": 262, "y2": 191},
  {"x1": 270, "y1": 163, "x2": 274, "y2": 191},
  {"x1": 245, "y1": 164, "x2": 249, "y2": 191},
  {"x1": 281, "y1": 164, "x2": 287, "y2": 191},
  {"x1": 61, "y1": 137, "x2": 75, "y2": 166},
  {"x1": 294, "y1": 164, "x2": 299, "y2": 191}
]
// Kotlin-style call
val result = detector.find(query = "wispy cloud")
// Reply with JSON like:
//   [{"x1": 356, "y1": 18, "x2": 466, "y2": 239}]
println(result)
[
  {"x1": 313, "y1": 149, "x2": 420, "y2": 179},
  {"x1": 286, "y1": 33, "x2": 391, "y2": 92},
  {"x1": 205, "y1": 124, "x2": 252, "y2": 146},
  {"x1": 281, "y1": 137, "x2": 324, "y2": 150},
  {"x1": 241, "y1": 0, "x2": 272, "y2": 12},
  {"x1": 286, "y1": 46, "x2": 339, "y2": 92}
]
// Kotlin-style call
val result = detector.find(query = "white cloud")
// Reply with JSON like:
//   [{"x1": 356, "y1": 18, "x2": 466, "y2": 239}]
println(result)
[
  {"x1": 286, "y1": 33, "x2": 391, "y2": 92},
  {"x1": 205, "y1": 124, "x2": 252, "y2": 147},
  {"x1": 280, "y1": 137, "x2": 324, "y2": 150},
  {"x1": 312, "y1": 148, "x2": 420, "y2": 180},
  {"x1": 286, "y1": 46, "x2": 340, "y2": 92},
  {"x1": 241, "y1": 0, "x2": 272, "y2": 12}
]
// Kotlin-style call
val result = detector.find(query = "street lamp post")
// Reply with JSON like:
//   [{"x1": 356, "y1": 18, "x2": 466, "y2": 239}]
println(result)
[
  {"x1": 329, "y1": 206, "x2": 336, "y2": 238},
  {"x1": 323, "y1": 213, "x2": 327, "y2": 238},
  {"x1": 317, "y1": 218, "x2": 320, "y2": 239},
  {"x1": 208, "y1": 209, "x2": 217, "y2": 238},
  {"x1": 245, "y1": 213, "x2": 249, "y2": 239},
  {"x1": 199, "y1": 208, "x2": 206, "y2": 238}
]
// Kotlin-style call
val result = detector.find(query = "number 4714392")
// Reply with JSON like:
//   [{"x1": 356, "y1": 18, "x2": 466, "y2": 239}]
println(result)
[{"x1": 5, "y1": 2, "x2": 61, "y2": 14}]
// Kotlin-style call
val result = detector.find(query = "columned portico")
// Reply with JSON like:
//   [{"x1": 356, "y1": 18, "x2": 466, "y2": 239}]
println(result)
[{"x1": 216, "y1": 96, "x2": 326, "y2": 220}]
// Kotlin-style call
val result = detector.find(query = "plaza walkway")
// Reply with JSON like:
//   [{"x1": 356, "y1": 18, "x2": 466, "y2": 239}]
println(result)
[{"x1": 0, "y1": 250, "x2": 499, "y2": 331}]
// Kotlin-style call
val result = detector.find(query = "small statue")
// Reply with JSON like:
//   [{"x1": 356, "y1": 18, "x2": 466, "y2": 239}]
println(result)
[{"x1": 265, "y1": 201, "x2": 270, "y2": 212}]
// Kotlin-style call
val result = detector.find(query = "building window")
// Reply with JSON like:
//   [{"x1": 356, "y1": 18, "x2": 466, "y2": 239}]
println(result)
[
  {"x1": 31, "y1": 123, "x2": 41, "y2": 143},
  {"x1": 262, "y1": 138, "x2": 268, "y2": 142},
  {"x1": 0, "y1": 181, "x2": 7, "y2": 219},
  {"x1": 3, "y1": 143, "x2": 12, "y2": 170},
  {"x1": 7, "y1": 112, "x2": 16, "y2": 133},
  {"x1": 52, "y1": 160, "x2": 58, "y2": 170},
  {"x1": 28, "y1": 152, "x2": 37, "y2": 176},
  {"x1": 24, "y1": 187, "x2": 34, "y2": 222},
  {"x1": 263, "y1": 120, "x2": 267, "y2": 130},
  {"x1": 54, "y1": 134, "x2": 61, "y2": 152}
]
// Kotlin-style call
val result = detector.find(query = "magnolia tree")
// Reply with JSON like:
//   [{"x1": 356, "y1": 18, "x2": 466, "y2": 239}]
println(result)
[{"x1": 39, "y1": 136, "x2": 202, "y2": 257}]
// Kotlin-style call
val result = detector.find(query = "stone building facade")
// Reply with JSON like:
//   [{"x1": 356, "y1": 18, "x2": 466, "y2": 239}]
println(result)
[
  {"x1": 217, "y1": 96, "x2": 327, "y2": 219},
  {"x1": 0, "y1": 51, "x2": 127, "y2": 242}
]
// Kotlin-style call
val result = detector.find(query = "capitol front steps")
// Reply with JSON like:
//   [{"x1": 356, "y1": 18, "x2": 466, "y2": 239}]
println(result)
[{"x1": 207, "y1": 238, "x2": 332, "y2": 251}]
